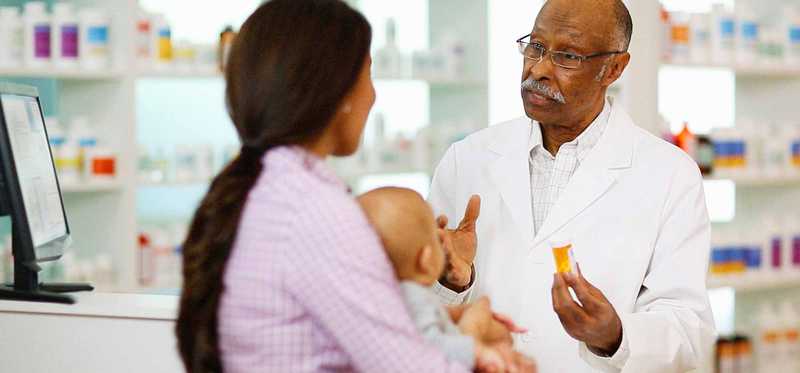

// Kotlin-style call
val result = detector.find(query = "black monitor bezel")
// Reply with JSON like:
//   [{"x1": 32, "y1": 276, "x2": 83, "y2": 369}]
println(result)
[{"x1": 0, "y1": 83, "x2": 72, "y2": 264}]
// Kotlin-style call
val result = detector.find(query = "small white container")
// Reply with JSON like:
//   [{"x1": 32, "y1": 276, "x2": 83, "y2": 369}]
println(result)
[
  {"x1": 735, "y1": 3, "x2": 759, "y2": 67},
  {"x1": 785, "y1": 6, "x2": 800, "y2": 67},
  {"x1": 23, "y1": 1, "x2": 51, "y2": 68},
  {"x1": 52, "y1": 2, "x2": 79, "y2": 69},
  {"x1": 135, "y1": 9, "x2": 154, "y2": 68},
  {"x1": 78, "y1": 8, "x2": 110, "y2": 70},
  {"x1": 689, "y1": 13, "x2": 711, "y2": 64},
  {"x1": 0, "y1": 7, "x2": 23, "y2": 68},
  {"x1": 711, "y1": 4, "x2": 736, "y2": 65}
]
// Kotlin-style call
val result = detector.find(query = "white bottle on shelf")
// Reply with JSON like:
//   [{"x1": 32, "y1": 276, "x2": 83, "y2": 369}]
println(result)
[
  {"x1": 735, "y1": 2, "x2": 759, "y2": 67},
  {"x1": 69, "y1": 116, "x2": 97, "y2": 181},
  {"x1": 779, "y1": 301, "x2": 800, "y2": 372},
  {"x1": 0, "y1": 7, "x2": 23, "y2": 68},
  {"x1": 764, "y1": 122, "x2": 789, "y2": 180},
  {"x1": 135, "y1": 9, "x2": 154, "y2": 69},
  {"x1": 669, "y1": 12, "x2": 690, "y2": 64},
  {"x1": 52, "y1": 2, "x2": 79, "y2": 69},
  {"x1": 784, "y1": 6, "x2": 800, "y2": 68},
  {"x1": 23, "y1": 1, "x2": 51, "y2": 68},
  {"x1": 689, "y1": 13, "x2": 711, "y2": 64},
  {"x1": 756, "y1": 303, "x2": 782, "y2": 372},
  {"x1": 374, "y1": 18, "x2": 404, "y2": 78},
  {"x1": 78, "y1": 8, "x2": 110, "y2": 70},
  {"x1": 711, "y1": 4, "x2": 736, "y2": 65},
  {"x1": 367, "y1": 113, "x2": 386, "y2": 172}
]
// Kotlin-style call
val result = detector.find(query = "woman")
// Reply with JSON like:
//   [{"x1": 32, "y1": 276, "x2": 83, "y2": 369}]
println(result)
[{"x1": 175, "y1": 1, "x2": 532, "y2": 372}]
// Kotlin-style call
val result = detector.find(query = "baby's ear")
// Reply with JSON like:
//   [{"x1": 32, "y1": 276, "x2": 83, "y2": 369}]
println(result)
[{"x1": 417, "y1": 244, "x2": 437, "y2": 276}]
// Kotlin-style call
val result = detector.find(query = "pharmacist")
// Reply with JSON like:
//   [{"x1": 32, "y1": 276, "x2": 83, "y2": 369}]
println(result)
[{"x1": 429, "y1": 0, "x2": 715, "y2": 372}]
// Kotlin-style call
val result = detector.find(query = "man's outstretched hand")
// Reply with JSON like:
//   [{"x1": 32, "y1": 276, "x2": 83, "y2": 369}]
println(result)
[{"x1": 437, "y1": 195, "x2": 481, "y2": 292}]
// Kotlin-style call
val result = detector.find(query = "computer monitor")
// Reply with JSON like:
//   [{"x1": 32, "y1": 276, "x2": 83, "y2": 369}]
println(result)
[{"x1": 0, "y1": 83, "x2": 92, "y2": 304}]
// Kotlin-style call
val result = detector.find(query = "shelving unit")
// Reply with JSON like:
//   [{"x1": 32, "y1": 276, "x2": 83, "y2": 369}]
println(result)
[
  {"x1": 60, "y1": 181, "x2": 123, "y2": 193},
  {"x1": 662, "y1": 61, "x2": 800, "y2": 78},
  {"x1": 709, "y1": 273, "x2": 800, "y2": 293},
  {"x1": 0, "y1": 68, "x2": 123, "y2": 80},
  {"x1": 705, "y1": 175, "x2": 800, "y2": 187}
]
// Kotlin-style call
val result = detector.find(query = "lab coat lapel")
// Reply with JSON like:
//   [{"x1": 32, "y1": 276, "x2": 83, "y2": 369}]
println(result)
[
  {"x1": 488, "y1": 119, "x2": 535, "y2": 246},
  {"x1": 531, "y1": 102, "x2": 636, "y2": 250}
]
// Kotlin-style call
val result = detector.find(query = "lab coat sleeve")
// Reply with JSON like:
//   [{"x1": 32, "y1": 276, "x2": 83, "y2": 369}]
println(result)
[
  {"x1": 428, "y1": 144, "x2": 474, "y2": 305},
  {"x1": 580, "y1": 162, "x2": 716, "y2": 373}
]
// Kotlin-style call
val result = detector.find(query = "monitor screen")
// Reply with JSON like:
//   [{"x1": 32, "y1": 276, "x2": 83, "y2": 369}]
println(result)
[{"x1": 0, "y1": 94, "x2": 67, "y2": 248}]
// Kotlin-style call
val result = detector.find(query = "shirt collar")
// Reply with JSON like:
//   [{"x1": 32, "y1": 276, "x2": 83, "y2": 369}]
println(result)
[
  {"x1": 529, "y1": 98, "x2": 612, "y2": 162},
  {"x1": 263, "y1": 146, "x2": 348, "y2": 191}
]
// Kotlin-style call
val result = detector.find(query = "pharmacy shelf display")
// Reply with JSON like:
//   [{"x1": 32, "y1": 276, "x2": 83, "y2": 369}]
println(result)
[
  {"x1": 662, "y1": 62, "x2": 800, "y2": 78},
  {"x1": 0, "y1": 0, "x2": 493, "y2": 293},
  {"x1": 708, "y1": 273, "x2": 800, "y2": 293}
]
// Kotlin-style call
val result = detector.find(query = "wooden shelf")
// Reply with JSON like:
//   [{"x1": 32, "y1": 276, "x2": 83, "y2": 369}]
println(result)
[
  {"x1": 60, "y1": 181, "x2": 123, "y2": 193},
  {"x1": 708, "y1": 273, "x2": 800, "y2": 292}
]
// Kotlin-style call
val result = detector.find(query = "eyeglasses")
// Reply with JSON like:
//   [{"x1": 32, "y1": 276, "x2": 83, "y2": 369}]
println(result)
[{"x1": 516, "y1": 34, "x2": 625, "y2": 70}]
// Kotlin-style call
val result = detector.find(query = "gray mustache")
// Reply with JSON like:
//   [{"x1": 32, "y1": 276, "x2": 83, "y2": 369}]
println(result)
[{"x1": 521, "y1": 78, "x2": 566, "y2": 104}]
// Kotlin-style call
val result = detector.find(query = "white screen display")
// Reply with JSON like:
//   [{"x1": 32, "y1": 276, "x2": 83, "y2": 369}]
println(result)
[{"x1": 1, "y1": 94, "x2": 67, "y2": 247}]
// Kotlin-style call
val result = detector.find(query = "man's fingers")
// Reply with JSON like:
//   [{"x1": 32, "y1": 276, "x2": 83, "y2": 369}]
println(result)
[
  {"x1": 493, "y1": 312, "x2": 528, "y2": 333},
  {"x1": 513, "y1": 351, "x2": 537, "y2": 373},
  {"x1": 436, "y1": 215, "x2": 449, "y2": 229},
  {"x1": 570, "y1": 264, "x2": 606, "y2": 312},
  {"x1": 552, "y1": 274, "x2": 589, "y2": 334},
  {"x1": 458, "y1": 195, "x2": 481, "y2": 229}
]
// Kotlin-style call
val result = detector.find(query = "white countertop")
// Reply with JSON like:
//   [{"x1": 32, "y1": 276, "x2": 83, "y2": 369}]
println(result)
[{"x1": 0, "y1": 292, "x2": 179, "y2": 320}]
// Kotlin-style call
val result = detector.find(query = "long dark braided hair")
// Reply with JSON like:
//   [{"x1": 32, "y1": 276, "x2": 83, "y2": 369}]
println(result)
[{"x1": 175, "y1": 1, "x2": 371, "y2": 371}]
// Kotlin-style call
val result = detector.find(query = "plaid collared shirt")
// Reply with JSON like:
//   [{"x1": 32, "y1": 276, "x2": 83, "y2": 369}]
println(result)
[{"x1": 529, "y1": 99, "x2": 611, "y2": 233}]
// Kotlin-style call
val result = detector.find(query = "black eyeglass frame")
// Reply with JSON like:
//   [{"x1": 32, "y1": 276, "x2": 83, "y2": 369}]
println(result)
[{"x1": 516, "y1": 33, "x2": 626, "y2": 69}]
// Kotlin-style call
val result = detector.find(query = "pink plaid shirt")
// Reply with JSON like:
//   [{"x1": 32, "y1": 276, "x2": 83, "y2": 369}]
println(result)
[{"x1": 218, "y1": 146, "x2": 469, "y2": 373}]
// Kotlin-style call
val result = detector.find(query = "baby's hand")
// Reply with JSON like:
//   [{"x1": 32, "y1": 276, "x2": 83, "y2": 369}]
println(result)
[{"x1": 475, "y1": 343, "x2": 507, "y2": 373}]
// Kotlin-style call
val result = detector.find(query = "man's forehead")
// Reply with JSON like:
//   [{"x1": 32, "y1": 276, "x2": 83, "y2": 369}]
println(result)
[{"x1": 533, "y1": 6, "x2": 611, "y2": 47}]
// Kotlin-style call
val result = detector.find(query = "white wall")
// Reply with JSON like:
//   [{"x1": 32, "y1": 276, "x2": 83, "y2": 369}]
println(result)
[{"x1": 488, "y1": 0, "x2": 543, "y2": 125}]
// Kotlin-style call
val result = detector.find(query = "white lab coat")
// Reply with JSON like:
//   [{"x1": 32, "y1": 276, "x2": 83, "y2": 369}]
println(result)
[{"x1": 428, "y1": 100, "x2": 715, "y2": 373}]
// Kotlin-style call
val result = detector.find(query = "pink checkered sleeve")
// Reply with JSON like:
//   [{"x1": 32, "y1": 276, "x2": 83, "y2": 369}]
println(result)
[{"x1": 284, "y1": 185, "x2": 470, "y2": 372}]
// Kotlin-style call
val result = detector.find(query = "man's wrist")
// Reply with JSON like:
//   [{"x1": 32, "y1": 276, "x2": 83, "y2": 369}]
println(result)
[
  {"x1": 439, "y1": 263, "x2": 475, "y2": 292},
  {"x1": 588, "y1": 327, "x2": 623, "y2": 357}
]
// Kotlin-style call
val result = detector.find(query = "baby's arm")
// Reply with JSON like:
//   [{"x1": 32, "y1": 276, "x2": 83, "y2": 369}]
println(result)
[{"x1": 411, "y1": 297, "x2": 477, "y2": 369}]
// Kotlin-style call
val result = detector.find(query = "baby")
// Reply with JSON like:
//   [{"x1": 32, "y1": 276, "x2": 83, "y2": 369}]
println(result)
[{"x1": 358, "y1": 187, "x2": 513, "y2": 372}]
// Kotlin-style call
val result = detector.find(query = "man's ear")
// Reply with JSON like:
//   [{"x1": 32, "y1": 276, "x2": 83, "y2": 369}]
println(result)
[
  {"x1": 601, "y1": 52, "x2": 631, "y2": 87},
  {"x1": 417, "y1": 244, "x2": 437, "y2": 277}
]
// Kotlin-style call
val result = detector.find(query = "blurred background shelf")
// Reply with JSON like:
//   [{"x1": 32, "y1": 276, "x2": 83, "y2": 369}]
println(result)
[
  {"x1": 708, "y1": 274, "x2": 800, "y2": 293},
  {"x1": 371, "y1": 73, "x2": 487, "y2": 87},
  {"x1": 0, "y1": 68, "x2": 123, "y2": 80},
  {"x1": 138, "y1": 179, "x2": 212, "y2": 188},
  {"x1": 135, "y1": 68, "x2": 222, "y2": 80},
  {"x1": 705, "y1": 175, "x2": 800, "y2": 187},
  {"x1": 60, "y1": 181, "x2": 123, "y2": 194},
  {"x1": 662, "y1": 61, "x2": 800, "y2": 78}
]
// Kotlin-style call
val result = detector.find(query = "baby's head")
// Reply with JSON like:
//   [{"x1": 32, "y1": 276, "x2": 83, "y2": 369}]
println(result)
[{"x1": 358, "y1": 187, "x2": 445, "y2": 286}]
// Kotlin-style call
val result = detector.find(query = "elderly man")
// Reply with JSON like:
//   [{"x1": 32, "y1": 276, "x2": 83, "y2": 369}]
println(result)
[{"x1": 430, "y1": 0, "x2": 715, "y2": 372}]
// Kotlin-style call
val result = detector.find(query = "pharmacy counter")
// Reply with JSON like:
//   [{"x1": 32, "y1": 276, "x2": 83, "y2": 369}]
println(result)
[{"x1": 0, "y1": 292, "x2": 183, "y2": 373}]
